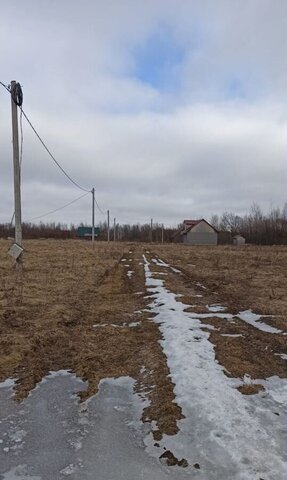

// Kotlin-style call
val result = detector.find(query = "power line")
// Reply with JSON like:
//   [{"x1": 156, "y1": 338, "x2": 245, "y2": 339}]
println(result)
[
  {"x1": 2, "y1": 81, "x2": 108, "y2": 218},
  {"x1": 94, "y1": 193, "x2": 105, "y2": 215},
  {"x1": 26, "y1": 191, "x2": 90, "y2": 222},
  {"x1": 1, "y1": 81, "x2": 90, "y2": 193},
  {"x1": 0, "y1": 81, "x2": 10, "y2": 93},
  {"x1": 20, "y1": 107, "x2": 91, "y2": 193}
]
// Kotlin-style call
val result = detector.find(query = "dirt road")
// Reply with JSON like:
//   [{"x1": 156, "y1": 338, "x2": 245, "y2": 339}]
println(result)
[{"x1": 0, "y1": 240, "x2": 286, "y2": 478}]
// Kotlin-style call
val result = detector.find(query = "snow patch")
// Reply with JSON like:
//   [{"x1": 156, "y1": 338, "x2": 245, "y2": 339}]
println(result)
[
  {"x1": 237, "y1": 310, "x2": 282, "y2": 334},
  {"x1": 207, "y1": 304, "x2": 226, "y2": 312},
  {"x1": 221, "y1": 334, "x2": 243, "y2": 338},
  {"x1": 275, "y1": 353, "x2": 287, "y2": 360},
  {"x1": 143, "y1": 254, "x2": 287, "y2": 479}
]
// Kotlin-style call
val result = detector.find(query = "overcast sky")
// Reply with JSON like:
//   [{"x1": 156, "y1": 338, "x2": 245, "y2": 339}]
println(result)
[{"x1": 1, "y1": 0, "x2": 287, "y2": 226}]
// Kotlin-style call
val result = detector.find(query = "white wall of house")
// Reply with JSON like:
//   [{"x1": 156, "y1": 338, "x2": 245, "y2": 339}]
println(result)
[{"x1": 183, "y1": 221, "x2": 218, "y2": 245}]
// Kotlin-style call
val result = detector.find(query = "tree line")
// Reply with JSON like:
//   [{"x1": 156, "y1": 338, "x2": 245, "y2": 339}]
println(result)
[
  {"x1": 211, "y1": 203, "x2": 287, "y2": 245},
  {"x1": 1, "y1": 203, "x2": 287, "y2": 244}
]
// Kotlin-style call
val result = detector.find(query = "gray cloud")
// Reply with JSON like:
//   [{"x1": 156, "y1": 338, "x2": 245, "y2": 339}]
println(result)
[{"x1": 1, "y1": 0, "x2": 287, "y2": 226}]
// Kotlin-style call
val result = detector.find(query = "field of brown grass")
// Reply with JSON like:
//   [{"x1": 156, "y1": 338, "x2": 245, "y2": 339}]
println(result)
[{"x1": 0, "y1": 240, "x2": 286, "y2": 437}]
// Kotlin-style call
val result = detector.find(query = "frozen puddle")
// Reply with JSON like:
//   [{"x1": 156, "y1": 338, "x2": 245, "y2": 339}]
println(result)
[
  {"x1": 0, "y1": 373, "x2": 192, "y2": 480},
  {"x1": 143, "y1": 255, "x2": 287, "y2": 480}
]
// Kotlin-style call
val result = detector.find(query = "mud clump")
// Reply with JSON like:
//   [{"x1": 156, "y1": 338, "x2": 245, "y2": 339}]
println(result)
[{"x1": 159, "y1": 450, "x2": 188, "y2": 468}]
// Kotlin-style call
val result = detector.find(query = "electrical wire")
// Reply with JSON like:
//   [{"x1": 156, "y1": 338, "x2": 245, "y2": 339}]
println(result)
[
  {"x1": 2, "y1": 81, "x2": 90, "y2": 193},
  {"x1": 1, "y1": 81, "x2": 108, "y2": 218},
  {"x1": 20, "y1": 107, "x2": 91, "y2": 193},
  {"x1": 26, "y1": 191, "x2": 90, "y2": 222},
  {"x1": 0, "y1": 81, "x2": 10, "y2": 93},
  {"x1": 94, "y1": 194, "x2": 105, "y2": 215}
]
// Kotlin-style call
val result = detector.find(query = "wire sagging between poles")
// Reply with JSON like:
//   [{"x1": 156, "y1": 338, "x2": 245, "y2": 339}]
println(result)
[
  {"x1": 26, "y1": 191, "x2": 90, "y2": 222},
  {"x1": 20, "y1": 108, "x2": 91, "y2": 193}
]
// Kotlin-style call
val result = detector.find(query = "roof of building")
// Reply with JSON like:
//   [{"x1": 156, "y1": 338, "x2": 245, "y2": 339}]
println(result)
[{"x1": 182, "y1": 218, "x2": 219, "y2": 234}]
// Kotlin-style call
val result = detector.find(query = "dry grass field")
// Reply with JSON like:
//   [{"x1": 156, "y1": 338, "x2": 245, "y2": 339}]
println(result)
[{"x1": 0, "y1": 239, "x2": 286, "y2": 437}]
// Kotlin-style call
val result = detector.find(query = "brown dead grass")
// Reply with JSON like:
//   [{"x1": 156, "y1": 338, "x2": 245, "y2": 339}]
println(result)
[
  {"x1": 150, "y1": 244, "x2": 287, "y2": 389},
  {"x1": 1, "y1": 239, "x2": 287, "y2": 445},
  {"x1": 0, "y1": 239, "x2": 181, "y2": 439}
]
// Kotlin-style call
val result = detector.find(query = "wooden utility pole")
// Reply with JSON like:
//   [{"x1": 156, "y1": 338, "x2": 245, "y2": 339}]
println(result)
[
  {"x1": 91, "y1": 188, "x2": 95, "y2": 248},
  {"x1": 11, "y1": 80, "x2": 22, "y2": 264},
  {"x1": 150, "y1": 218, "x2": 153, "y2": 243},
  {"x1": 113, "y1": 217, "x2": 116, "y2": 241},
  {"x1": 107, "y1": 210, "x2": 110, "y2": 242}
]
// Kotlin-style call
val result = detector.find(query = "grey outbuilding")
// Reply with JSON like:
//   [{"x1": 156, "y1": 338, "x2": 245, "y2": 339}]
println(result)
[{"x1": 233, "y1": 234, "x2": 246, "y2": 246}]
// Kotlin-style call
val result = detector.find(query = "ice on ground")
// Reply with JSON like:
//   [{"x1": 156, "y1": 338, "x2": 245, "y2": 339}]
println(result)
[
  {"x1": 143, "y1": 254, "x2": 287, "y2": 480},
  {"x1": 196, "y1": 282, "x2": 207, "y2": 289},
  {"x1": 237, "y1": 310, "x2": 282, "y2": 334},
  {"x1": 188, "y1": 312, "x2": 234, "y2": 320},
  {"x1": 207, "y1": 304, "x2": 226, "y2": 312},
  {"x1": 2, "y1": 372, "x2": 189, "y2": 479},
  {"x1": 152, "y1": 257, "x2": 181, "y2": 274},
  {"x1": 9, "y1": 430, "x2": 27, "y2": 443},
  {"x1": 221, "y1": 334, "x2": 243, "y2": 338},
  {"x1": 0, "y1": 379, "x2": 16, "y2": 389},
  {"x1": 1, "y1": 465, "x2": 42, "y2": 479},
  {"x1": 170, "y1": 267, "x2": 181, "y2": 273},
  {"x1": 152, "y1": 258, "x2": 170, "y2": 268},
  {"x1": 60, "y1": 463, "x2": 77, "y2": 475},
  {"x1": 127, "y1": 270, "x2": 134, "y2": 278}
]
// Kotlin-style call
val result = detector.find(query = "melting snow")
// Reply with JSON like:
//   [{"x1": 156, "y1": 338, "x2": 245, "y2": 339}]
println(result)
[
  {"x1": 221, "y1": 334, "x2": 243, "y2": 338},
  {"x1": 127, "y1": 270, "x2": 134, "y2": 278},
  {"x1": 152, "y1": 258, "x2": 169, "y2": 268},
  {"x1": 237, "y1": 310, "x2": 282, "y2": 334},
  {"x1": 143, "y1": 255, "x2": 287, "y2": 480},
  {"x1": 275, "y1": 353, "x2": 287, "y2": 360},
  {"x1": 0, "y1": 379, "x2": 16, "y2": 389},
  {"x1": 207, "y1": 304, "x2": 226, "y2": 312}
]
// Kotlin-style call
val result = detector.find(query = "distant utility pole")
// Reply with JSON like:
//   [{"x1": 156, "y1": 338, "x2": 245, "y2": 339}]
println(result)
[
  {"x1": 107, "y1": 210, "x2": 110, "y2": 242},
  {"x1": 161, "y1": 224, "x2": 164, "y2": 244},
  {"x1": 150, "y1": 218, "x2": 153, "y2": 243},
  {"x1": 91, "y1": 187, "x2": 95, "y2": 248},
  {"x1": 113, "y1": 218, "x2": 116, "y2": 241},
  {"x1": 10, "y1": 80, "x2": 23, "y2": 266}
]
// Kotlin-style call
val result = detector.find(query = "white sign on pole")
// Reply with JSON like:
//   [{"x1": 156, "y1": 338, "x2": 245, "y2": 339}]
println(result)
[{"x1": 8, "y1": 243, "x2": 23, "y2": 260}]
